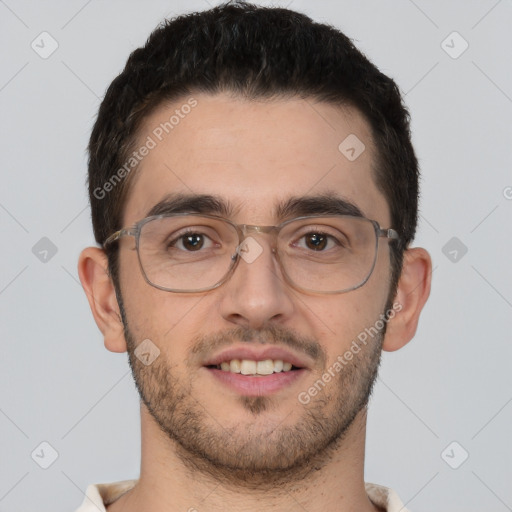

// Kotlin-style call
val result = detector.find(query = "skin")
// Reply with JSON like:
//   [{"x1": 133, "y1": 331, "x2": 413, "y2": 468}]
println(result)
[{"x1": 79, "y1": 92, "x2": 431, "y2": 512}]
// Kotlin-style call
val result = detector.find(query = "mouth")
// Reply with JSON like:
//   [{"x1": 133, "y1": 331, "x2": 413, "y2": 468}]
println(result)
[
  {"x1": 206, "y1": 358, "x2": 300, "y2": 376},
  {"x1": 202, "y1": 346, "x2": 310, "y2": 396}
]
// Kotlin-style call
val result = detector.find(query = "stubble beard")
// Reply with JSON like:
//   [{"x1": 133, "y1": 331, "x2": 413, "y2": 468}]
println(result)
[{"x1": 120, "y1": 302, "x2": 385, "y2": 490}]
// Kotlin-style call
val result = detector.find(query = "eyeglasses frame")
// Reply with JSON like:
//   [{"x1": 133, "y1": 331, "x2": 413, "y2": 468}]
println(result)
[{"x1": 103, "y1": 212, "x2": 400, "y2": 294}]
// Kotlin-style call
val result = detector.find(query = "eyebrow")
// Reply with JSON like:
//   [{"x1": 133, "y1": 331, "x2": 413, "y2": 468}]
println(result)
[
  {"x1": 145, "y1": 192, "x2": 365, "y2": 221},
  {"x1": 146, "y1": 193, "x2": 239, "y2": 218},
  {"x1": 276, "y1": 193, "x2": 364, "y2": 219}
]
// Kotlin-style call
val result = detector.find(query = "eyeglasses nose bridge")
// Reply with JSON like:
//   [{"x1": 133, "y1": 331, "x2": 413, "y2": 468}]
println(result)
[
  {"x1": 239, "y1": 224, "x2": 278, "y2": 254},
  {"x1": 240, "y1": 223, "x2": 275, "y2": 235}
]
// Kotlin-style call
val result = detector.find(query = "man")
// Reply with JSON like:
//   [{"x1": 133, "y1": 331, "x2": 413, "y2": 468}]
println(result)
[{"x1": 76, "y1": 1, "x2": 431, "y2": 510}]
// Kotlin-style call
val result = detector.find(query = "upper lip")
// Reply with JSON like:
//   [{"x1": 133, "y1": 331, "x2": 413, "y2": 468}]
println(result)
[{"x1": 203, "y1": 345, "x2": 312, "y2": 369}]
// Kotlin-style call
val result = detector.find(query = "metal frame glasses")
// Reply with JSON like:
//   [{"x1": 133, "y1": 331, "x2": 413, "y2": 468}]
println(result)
[{"x1": 104, "y1": 212, "x2": 400, "y2": 294}]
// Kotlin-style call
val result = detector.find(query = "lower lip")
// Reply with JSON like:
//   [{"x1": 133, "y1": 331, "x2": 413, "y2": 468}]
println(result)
[{"x1": 204, "y1": 368, "x2": 307, "y2": 396}]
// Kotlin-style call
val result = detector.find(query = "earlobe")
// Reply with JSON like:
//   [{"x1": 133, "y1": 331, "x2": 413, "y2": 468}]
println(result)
[
  {"x1": 382, "y1": 247, "x2": 432, "y2": 352},
  {"x1": 77, "y1": 247, "x2": 128, "y2": 353}
]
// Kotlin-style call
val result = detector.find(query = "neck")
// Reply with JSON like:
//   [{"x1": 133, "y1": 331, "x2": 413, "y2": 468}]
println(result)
[{"x1": 108, "y1": 405, "x2": 381, "y2": 512}]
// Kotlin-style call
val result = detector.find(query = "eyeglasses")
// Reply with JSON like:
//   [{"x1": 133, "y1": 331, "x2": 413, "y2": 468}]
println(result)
[{"x1": 104, "y1": 213, "x2": 399, "y2": 294}]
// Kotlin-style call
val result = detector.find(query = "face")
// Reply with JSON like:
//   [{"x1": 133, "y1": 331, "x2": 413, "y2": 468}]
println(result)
[{"x1": 116, "y1": 93, "x2": 395, "y2": 484}]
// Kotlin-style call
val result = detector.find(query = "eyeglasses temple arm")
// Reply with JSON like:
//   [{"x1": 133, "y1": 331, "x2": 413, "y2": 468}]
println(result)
[
  {"x1": 103, "y1": 227, "x2": 137, "y2": 247},
  {"x1": 377, "y1": 228, "x2": 400, "y2": 241}
]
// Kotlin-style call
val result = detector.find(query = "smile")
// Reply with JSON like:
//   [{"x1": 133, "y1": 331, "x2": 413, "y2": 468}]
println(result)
[{"x1": 210, "y1": 358, "x2": 297, "y2": 376}]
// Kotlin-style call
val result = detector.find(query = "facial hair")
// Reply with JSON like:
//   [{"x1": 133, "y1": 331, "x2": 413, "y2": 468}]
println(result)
[{"x1": 120, "y1": 299, "x2": 387, "y2": 490}]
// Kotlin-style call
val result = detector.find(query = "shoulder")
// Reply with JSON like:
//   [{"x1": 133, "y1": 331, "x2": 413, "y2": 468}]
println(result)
[
  {"x1": 365, "y1": 482, "x2": 410, "y2": 512},
  {"x1": 74, "y1": 479, "x2": 138, "y2": 511}
]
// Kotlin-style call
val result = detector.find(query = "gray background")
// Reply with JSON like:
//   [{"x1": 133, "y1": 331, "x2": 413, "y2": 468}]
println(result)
[{"x1": 1, "y1": 0, "x2": 511, "y2": 510}]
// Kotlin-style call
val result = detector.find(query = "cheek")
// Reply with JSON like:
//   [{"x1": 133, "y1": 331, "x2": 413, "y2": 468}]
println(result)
[
  {"x1": 118, "y1": 249, "x2": 151, "y2": 323},
  {"x1": 309, "y1": 280, "x2": 390, "y2": 362},
  {"x1": 118, "y1": 249, "x2": 199, "y2": 351}
]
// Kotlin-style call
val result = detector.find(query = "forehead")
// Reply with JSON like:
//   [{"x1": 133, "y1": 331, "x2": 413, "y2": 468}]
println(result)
[{"x1": 122, "y1": 92, "x2": 390, "y2": 227}]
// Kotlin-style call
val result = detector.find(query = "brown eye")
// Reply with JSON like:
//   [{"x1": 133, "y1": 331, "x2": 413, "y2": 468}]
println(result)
[
  {"x1": 179, "y1": 233, "x2": 205, "y2": 251},
  {"x1": 304, "y1": 233, "x2": 328, "y2": 251}
]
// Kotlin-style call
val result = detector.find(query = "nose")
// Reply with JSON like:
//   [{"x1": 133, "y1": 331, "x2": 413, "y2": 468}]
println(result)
[{"x1": 217, "y1": 235, "x2": 296, "y2": 330}]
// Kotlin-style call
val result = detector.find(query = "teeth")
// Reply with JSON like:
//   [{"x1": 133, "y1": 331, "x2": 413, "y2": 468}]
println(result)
[
  {"x1": 216, "y1": 359, "x2": 296, "y2": 375},
  {"x1": 273, "y1": 359, "x2": 284, "y2": 372},
  {"x1": 240, "y1": 360, "x2": 257, "y2": 375},
  {"x1": 256, "y1": 359, "x2": 274, "y2": 375},
  {"x1": 229, "y1": 359, "x2": 241, "y2": 373}
]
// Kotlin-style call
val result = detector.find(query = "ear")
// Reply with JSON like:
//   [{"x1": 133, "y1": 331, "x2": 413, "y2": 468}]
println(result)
[
  {"x1": 382, "y1": 247, "x2": 432, "y2": 352},
  {"x1": 78, "y1": 247, "x2": 127, "y2": 353}
]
